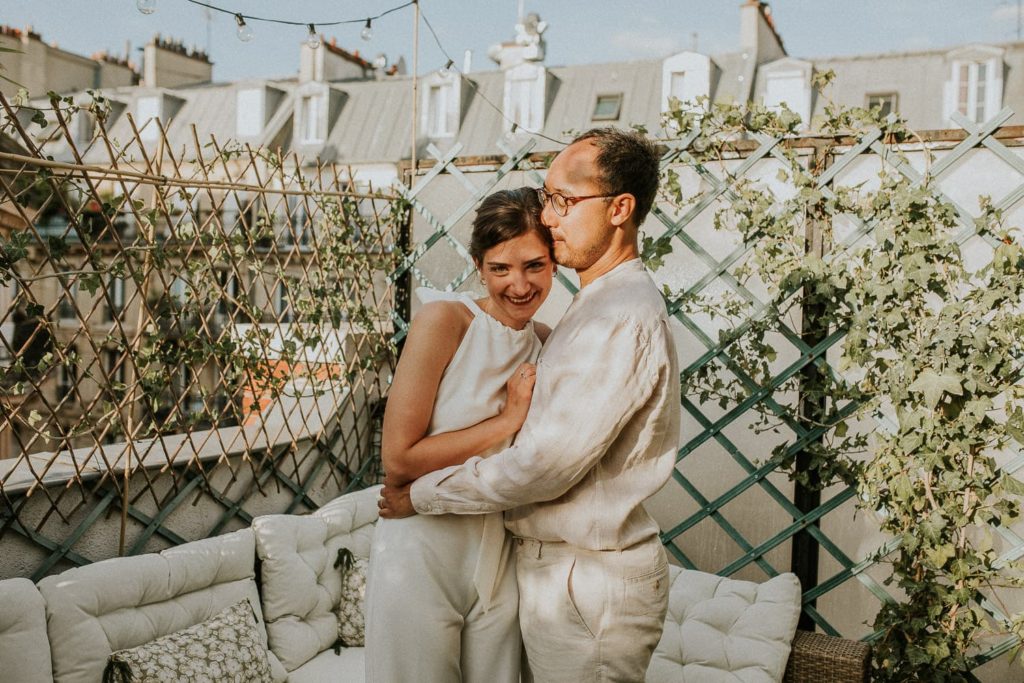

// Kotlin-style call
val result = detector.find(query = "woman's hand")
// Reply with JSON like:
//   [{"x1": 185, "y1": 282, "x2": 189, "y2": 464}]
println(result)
[{"x1": 501, "y1": 362, "x2": 536, "y2": 433}]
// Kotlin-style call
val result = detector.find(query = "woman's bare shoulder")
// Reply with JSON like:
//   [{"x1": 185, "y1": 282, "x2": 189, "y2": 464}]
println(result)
[
  {"x1": 534, "y1": 321, "x2": 553, "y2": 343},
  {"x1": 410, "y1": 300, "x2": 473, "y2": 342}
]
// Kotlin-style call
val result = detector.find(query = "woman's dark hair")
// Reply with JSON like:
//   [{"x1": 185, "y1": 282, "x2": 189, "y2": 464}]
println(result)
[{"x1": 468, "y1": 187, "x2": 553, "y2": 265}]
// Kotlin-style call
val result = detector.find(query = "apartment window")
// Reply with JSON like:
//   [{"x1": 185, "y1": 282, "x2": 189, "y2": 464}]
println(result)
[
  {"x1": 216, "y1": 270, "x2": 241, "y2": 318},
  {"x1": 169, "y1": 275, "x2": 188, "y2": 305},
  {"x1": 274, "y1": 280, "x2": 293, "y2": 323},
  {"x1": 236, "y1": 88, "x2": 265, "y2": 138},
  {"x1": 105, "y1": 275, "x2": 125, "y2": 322},
  {"x1": 58, "y1": 276, "x2": 78, "y2": 322},
  {"x1": 58, "y1": 346, "x2": 77, "y2": 396},
  {"x1": 592, "y1": 94, "x2": 623, "y2": 121},
  {"x1": 955, "y1": 61, "x2": 992, "y2": 122},
  {"x1": 299, "y1": 95, "x2": 323, "y2": 143},
  {"x1": 866, "y1": 93, "x2": 898, "y2": 117},
  {"x1": 135, "y1": 96, "x2": 162, "y2": 141},
  {"x1": 281, "y1": 196, "x2": 312, "y2": 248},
  {"x1": 105, "y1": 349, "x2": 126, "y2": 386}
]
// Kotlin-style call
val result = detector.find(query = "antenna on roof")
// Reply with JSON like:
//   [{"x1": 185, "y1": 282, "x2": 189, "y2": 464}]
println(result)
[{"x1": 517, "y1": 0, "x2": 525, "y2": 23}]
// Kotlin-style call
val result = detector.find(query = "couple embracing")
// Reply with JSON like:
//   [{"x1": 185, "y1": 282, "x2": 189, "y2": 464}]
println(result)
[{"x1": 365, "y1": 127, "x2": 681, "y2": 683}]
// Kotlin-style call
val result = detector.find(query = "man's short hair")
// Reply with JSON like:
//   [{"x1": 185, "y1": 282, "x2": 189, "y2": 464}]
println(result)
[{"x1": 572, "y1": 127, "x2": 660, "y2": 226}]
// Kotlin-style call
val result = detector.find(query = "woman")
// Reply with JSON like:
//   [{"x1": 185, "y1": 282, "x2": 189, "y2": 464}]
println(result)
[{"x1": 364, "y1": 187, "x2": 555, "y2": 682}]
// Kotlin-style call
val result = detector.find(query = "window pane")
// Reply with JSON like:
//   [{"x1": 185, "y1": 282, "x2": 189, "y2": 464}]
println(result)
[
  {"x1": 975, "y1": 62, "x2": 987, "y2": 122},
  {"x1": 429, "y1": 85, "x2": 447, "y2": 136},
  {"x1": 958, "y1": 63, "x2": 970, "y2": 115},
  {"x1": 867, "y1": 93, "x2": 897, "y2": 117},
  {"x1": 593, "y1": 94, "x2": 623, "y2": 121}
]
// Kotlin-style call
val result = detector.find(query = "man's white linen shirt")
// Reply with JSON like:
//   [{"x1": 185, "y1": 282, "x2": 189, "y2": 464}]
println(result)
[{"x1": 410, "y1": 258, "x2": 681, "y2": 551}]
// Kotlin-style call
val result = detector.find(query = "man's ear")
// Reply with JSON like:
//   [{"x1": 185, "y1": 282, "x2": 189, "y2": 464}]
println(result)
[{"x1": 608, "y1": 193, "x2": 637, "y2": 228}]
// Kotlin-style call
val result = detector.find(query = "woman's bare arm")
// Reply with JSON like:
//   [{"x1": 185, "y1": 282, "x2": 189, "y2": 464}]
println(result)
[{"x1": 381, "y1": 302, "x2": 535, "y2": 487}]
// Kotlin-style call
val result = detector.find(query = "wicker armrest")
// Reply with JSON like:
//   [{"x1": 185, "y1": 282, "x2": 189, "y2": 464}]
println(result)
[{"x1": 783, "y1": 630, "x2": 871, "y2": 683}]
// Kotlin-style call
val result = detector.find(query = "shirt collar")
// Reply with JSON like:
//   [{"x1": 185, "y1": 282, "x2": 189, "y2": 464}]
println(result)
[{"x1": 574, "y1": 258, "x2": 645, "y2": 301}]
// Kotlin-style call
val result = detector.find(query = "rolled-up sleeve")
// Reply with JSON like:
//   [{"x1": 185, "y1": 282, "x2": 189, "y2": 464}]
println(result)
[{"x1": 410, "y1": 315, "x2": 658, "y2": 514}]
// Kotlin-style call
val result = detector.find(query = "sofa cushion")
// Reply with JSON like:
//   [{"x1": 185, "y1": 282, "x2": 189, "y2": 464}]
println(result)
[
  {"x1": 253, "y1": 485, "x2": 380, "y2": 672},
  {"x1": 287, "y1": 647, "x2": 365, "y2": 683},
  {"x1": 38, "y1": 528, "x2": 285, "y2": 683},
  {"x1": 104, "y1": 600, "x2": 274, "y2": 682},
  {"x1": 646, "y1": 567, "x2": 802, "y2": 683},
  {"x1": 0, "y1": 577, "x2": 54, "y2": 683}
]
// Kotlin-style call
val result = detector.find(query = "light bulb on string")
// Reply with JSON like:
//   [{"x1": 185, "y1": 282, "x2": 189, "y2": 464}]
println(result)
[
  {"x1": 136, "y1": 0, "x2": 157, "y2": 15},
  {"x1": 439, "y1": 58, "x2": 454, "y2": 77},
  {"x1": 361, "y1": 18, "x2": 373, "y2": 41},
  {"x1": 235, "y1": 14, "x2": 254, "y2": 42},
  {"x1": 306, "y1": 24, "x2": 321, "y2": 49}
]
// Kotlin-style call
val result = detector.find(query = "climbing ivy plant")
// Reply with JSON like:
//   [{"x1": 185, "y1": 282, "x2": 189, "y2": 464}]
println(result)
[{"x1": 655, "y1": 77, "x2": 1024, "y2": 680}]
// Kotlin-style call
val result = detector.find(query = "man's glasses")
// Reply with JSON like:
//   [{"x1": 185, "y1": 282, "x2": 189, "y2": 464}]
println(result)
[{"x1": 535, "y1": 187, "x2": 618, "y2": 217}]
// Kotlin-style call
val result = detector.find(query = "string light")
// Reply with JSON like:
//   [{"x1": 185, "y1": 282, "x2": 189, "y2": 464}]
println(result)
[
  {"x1": 306, "y1": 23, "x2": 321, "y2": 49},
  {"x1": 165, "y1": 0, "x2": 416, "y2": 41},
  {"x1": 136, "y1": 0, "x2": 157, "y2": 14},
  {"x1": 235, "y1": 13, "x2": 254, "y2": 42}
]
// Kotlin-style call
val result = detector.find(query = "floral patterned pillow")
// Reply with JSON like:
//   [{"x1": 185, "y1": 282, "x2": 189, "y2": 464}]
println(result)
[
  {"x1": 102, "y1": 600, "x2": 273, "y2": 683},
  {"x1": 334, "y1": 547, "x2": 368, "y2": 648}
]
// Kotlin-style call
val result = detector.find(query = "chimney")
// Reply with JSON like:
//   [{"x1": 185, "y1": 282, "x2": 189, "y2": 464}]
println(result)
[
  {"x1": 142, "y1": 34, "x2": 212, "y2": 88},
  {"x1": 463, "y1": 49, "x2": 473, "y2": 75},
  {"x1": 300, "y1": 38, "x2": 372, "y2": 83},
  {"x1": 740, "y1": 0, "x2": 786, "y2": 64}
]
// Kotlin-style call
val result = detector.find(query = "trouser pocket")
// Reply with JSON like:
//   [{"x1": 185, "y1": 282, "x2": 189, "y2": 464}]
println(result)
[{"x1": 565, "y1": 555, "x2": 597, "y2": 639}]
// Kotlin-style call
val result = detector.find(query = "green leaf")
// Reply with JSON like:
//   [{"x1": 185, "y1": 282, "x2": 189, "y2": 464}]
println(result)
[{"x1": 907, "y1": 368, "x2": 963, "y2": 410}]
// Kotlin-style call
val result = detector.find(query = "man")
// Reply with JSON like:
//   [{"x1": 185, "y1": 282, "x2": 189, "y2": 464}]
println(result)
[{"x1": 381, "y1": 127, "x2": 680, "y2": 681}]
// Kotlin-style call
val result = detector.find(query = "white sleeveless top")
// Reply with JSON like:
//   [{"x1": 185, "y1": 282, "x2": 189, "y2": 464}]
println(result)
[
  {"x1": 420, "y1": 287, "x2": 543, "y2": 443},
  {"x1": 416, "y1": 287, "x2": 543, "y2": 606}
]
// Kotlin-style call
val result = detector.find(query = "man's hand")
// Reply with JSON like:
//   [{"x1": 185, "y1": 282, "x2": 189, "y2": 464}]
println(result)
[{"x1": 379, "y1": 479, "x2": 416, "y2": 518}]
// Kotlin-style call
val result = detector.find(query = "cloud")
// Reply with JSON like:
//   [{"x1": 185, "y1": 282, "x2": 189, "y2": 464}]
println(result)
[
  {"x1": 901, "y1": 35, "x2": 935, "y2": 51},
  {"x1": 992, "y1": 4, "x2": 1022, "y2": 22},
  {"x1": 609, "y1": 29, "x2": 685, "y2": 58}
]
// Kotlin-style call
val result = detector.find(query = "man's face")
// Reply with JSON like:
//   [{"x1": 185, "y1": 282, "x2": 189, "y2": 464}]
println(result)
[{"x1": 540, "y1": 141, "x2": 616, "y2": 271}]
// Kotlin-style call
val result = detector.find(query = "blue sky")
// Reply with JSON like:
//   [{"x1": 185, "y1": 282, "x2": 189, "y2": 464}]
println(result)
[{"x1": 2, "y1": 0, "x2": 1021, "y2": 82}]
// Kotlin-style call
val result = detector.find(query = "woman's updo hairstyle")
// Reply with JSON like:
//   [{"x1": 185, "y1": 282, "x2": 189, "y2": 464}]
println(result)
[{"x1": 469, "y1": 187, "x2": 553, "y2": 265}]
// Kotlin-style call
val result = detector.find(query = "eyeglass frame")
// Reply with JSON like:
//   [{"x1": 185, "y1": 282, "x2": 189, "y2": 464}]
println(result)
[{"x1": 535, "y1": 186, "x2": 620, "y2": 217}]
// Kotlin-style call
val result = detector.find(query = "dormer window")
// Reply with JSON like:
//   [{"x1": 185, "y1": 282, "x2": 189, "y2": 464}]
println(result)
[
  {"x1": 135, "y1": 96, "x2": 162, "y2": 141},
  {"x1": 592, "y1": 94, "x2": 623, "y2": 121},
  {"x1": 760, "y1": 58, "x2": 813, "y2": 128},
  {"x1": 236, "y1": 88, "x2": 266, "y2": 138},
  {"x1": 661, "y1": 52, "x2": 715, "y2": 112},
  {"x1": 299, "y1": 94, "x2": 323, "y2": 144},
  {"x1": 423, "y1": 73, "x2": 461, "y2": 139},
  {"x1": 503, "y1": 63, "x2": 546, "y2": 132},
  {"x1": 944, "y1": 46, "x2": 1003, "y2": 124}
]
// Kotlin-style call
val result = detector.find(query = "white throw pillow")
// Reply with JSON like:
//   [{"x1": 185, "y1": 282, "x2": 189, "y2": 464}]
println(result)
[
  {"x1": 253, "y1": 485, "x2": 379, "y2": 672},
  {"x1": 646, "y1": 567, "x2": 802, "y2": 683},
  {"x1": 103, "y1": 600, "x2": 274, "y2": 683}
]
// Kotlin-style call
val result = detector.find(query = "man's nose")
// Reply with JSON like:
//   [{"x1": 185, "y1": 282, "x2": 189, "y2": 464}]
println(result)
[{"x1": 540, "y1": 199, "x2": 557, "y2": 229}]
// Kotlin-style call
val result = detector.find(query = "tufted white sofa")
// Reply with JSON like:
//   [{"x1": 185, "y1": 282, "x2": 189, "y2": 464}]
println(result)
[{"x1": 0, "y1": 485, "x2": 869, "y2": 682}]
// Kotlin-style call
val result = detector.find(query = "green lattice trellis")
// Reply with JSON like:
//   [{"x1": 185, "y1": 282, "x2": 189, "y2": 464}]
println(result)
[{"x1": 398, "y1": 116, "x2": 1024, "y2": 678}]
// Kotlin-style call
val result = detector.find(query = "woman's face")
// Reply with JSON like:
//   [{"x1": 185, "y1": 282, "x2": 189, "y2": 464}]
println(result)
[{"x1": 477, "y1": 229, "x2": 555, "y2": 329}]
